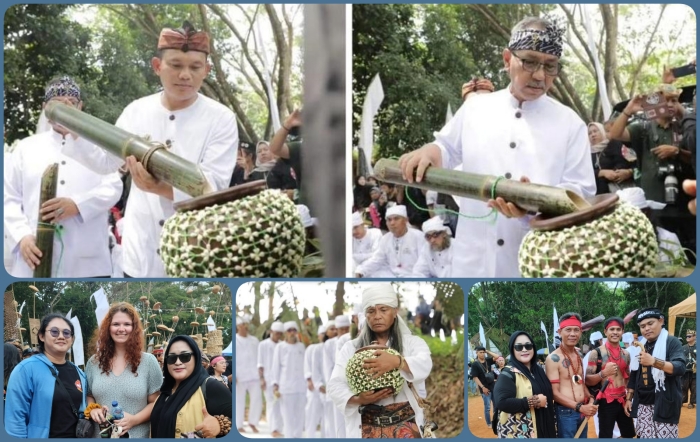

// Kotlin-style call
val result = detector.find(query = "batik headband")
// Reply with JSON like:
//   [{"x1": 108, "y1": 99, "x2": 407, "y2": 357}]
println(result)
[
  {"x1": 158, "y1": 20, "x2": 210, "y2": 54},
  {"x1": 44, "y1": 76, "x2": 81, "y2": 103},
  {"x1": 508, "y1": 21, "x2": 565, "y2": 58},
  {"x1": 636, "y1": 308, "x2": 663, "y2": 323}
]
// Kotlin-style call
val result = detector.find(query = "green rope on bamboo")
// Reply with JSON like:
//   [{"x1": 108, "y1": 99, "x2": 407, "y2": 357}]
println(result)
[
  {"x1": 401, "y1": 175, "x2": 505, "y2": 223},
  {"x1": 160, "y1": 189, "x2": 306, "y2": 277},
  {"x1": 36, "y1": 222, "x2": 66, "y2": 277}
]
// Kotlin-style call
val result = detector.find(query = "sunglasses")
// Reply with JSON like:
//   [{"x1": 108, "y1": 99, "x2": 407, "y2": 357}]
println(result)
[
  {"x1": 687, "y1": 335, "x2": 695, "y2": 338},
  {"x1": 166, "y1": 352, "x2": 194, "y2": 365},
  {"x1": 514, "y1": 343, "x2": 534, "y2": 351},
  {"x1": 425, "y1": 231, "x2": 443, "y2": 240},
  {"x1": 49, "y1": 328, "x2": 73, "y2": 338}
]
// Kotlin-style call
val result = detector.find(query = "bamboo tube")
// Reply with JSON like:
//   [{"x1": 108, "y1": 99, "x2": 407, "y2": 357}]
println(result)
[
  {"x1": 44, "y1": 101, "x2": 212, "y2": 197},
  {"x1": 34, "y1": 164, "x2": 59, "y2": 278},
  {"x1": 373, "y1": 158, "x2": 590, "y2": 216}
]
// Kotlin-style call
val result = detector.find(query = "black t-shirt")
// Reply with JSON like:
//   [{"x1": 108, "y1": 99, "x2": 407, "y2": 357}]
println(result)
[
  {"x1": 267, "y1": 160, "x2": 298, "y2": 191},
  {"x1": 49, "y1": 362, "x2": 82, "y2": 438},
  {"x1": 469, "y1": 356, "x2": 495, "y2": 394},
  {"x1": 205, "y1": 377, "x2": 233, "y2": 419},
  {"x1": 288, "y1": 141, "x2": 302, "y2": 188}
]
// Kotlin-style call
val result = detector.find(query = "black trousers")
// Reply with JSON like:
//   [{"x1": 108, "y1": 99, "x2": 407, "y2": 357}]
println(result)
[
  {"x1": 683, "y1": 372, "x2": 697, "y2": 405},
  {"x1": 597, "y1": 400, "x2": 636, "y2": 438}
]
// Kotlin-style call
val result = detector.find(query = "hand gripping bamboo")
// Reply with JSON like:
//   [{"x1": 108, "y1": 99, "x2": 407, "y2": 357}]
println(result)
[
  {"x1": 44, "y1": 101, "x2": 212, "y2": 197},
  {"x1": 373, "y1": 158, "x2": 591, "y2": 217}
]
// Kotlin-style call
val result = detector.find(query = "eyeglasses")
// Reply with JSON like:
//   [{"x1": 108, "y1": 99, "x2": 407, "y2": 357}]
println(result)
[
  {"x1": 48, "y1": 328, "x2": 73, "y2": 338},
  {"x1": 687, "y1": 335, "x2": 694, "y2": 338},
  {"x1": 510, "y1": 51, "x2": 562, "y2": 76},
  {"x1": 425, "y1": 231, "x2": 443, "y2": 240},
  {"x1": 166, "y1": 352, "x2": 194, "y2": 365},
  {"x1": 514, "y1": 343, "x2": 534, "y2": 351}
]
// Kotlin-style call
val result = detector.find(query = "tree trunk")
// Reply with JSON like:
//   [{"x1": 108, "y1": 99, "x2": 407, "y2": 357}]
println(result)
[{"x1": 334, "y1": 281, "x2": 345, "y2": 317}]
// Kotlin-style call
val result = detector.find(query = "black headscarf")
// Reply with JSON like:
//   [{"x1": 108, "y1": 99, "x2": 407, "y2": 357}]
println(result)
[
  {"x1": 150, "y1": 335, "x2": 210, "y2": 438},
  {"x1": 4, "y1": 343, "x2": 21, "y2": 387},
  {"x1": 507, "y1": 331, "x2": 557, "y2": 438}
]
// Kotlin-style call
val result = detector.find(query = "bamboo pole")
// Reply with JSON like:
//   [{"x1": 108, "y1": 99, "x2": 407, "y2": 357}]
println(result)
[
  {"x1": 373, "y1": 158, "x2": 591, "y2": 217},
  {"x1": 34, "y1": 164, "x2": 59, "y2": 278},
  {"x1": 44, "y1": 101, "x2": 212, "y2": 197}
]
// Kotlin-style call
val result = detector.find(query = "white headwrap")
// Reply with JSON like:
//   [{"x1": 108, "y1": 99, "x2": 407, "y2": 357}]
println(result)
[
  {"x1": 617, "y1": 188, "x2": 666, "y2": 211},
  {"x1": 236, "y1": 316, "x2": 250, "y2": 325},
  {"x1": 421, "y1": 216, "x2": 450, "y2": 234},
  {"x1": 236, "y1": 317, "x2": 243, "y2": 326},
  {"x1": 352, "y1": 212, "x2": 364, "y2": 227},
  {"x1": 271, "y1": 321, "x2": 284, "y2": 333},
  {"x1": 318, "y1": 325, "x2": 327, "y2": 335},
  {"x1": 297, "y1": 204, "x2": 317, "y2": 228},
  {"x1": 590, "y1": 331, "x2": 603, "y2": 344},
  {"x1": 284, "y1": 321, "x2": 298, "y2": 331},
  {"x1": 326, "y1": 320, "x2": 336, "y2": 328},
  {"x1": 361, "y1": 283, "x2": 412, "y2": 337},
  {"x1": 335, "y1": 315, "x2": 351, "y2": 328},
  {"x1": 636, "y1": 328, "x2": 669, "y2": 392},
  {"x1": 386, "y1": 205, "x2": 407, "y2": 219},
  {"x1": 621, "y1": 332, "x2": 634, "y2": 345}
]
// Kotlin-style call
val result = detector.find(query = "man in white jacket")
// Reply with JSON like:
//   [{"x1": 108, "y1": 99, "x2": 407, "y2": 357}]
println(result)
[
  {"x1": 355, "y1": 205, "x2": 425, "y2": 277},
  {"x1": 258, "y1": 321, "x2": 284, "y2": 437},
  {"x1": 328, "y1": 284, "x2": 433, "y2": 438},
  {"x1": 398, "y1": 17, "x2": 596, "y2": 277},
  {"x1": 60, "y1": 21, "x2": 237, "y2": 277},
  {"x1": 304, "y1": 325, "x2": 327, "y2": 437},
  {"x1": 412, "y1": 216, "x2": 453, "y2": 278},
  {"x1": 236, "y1": 316, "x2": 262, "y2": 433},
  {"x1": 271, "y1": 321, "x2": 307, "y2": 438},
  {"x1": 4, "y1": 76, "x2": 122, "y2": 277},
  {"x1": 352, "y1": 212, "x2": 382, "y2": 270}
]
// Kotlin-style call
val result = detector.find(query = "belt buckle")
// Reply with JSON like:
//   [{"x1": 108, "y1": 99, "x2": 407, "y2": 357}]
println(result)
[{"x1": 375, "y1": 415, "x2": 400, "y2": 426}]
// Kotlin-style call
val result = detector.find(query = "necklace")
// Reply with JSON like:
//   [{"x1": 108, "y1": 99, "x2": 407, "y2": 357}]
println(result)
[
  {"x1": 560, "y1": 346, "x2": 584, "y2": 402},
  {"x1": 393, "y1": 236, "x2": 404, "y2": 268},
  {"x1": 606, "y1": 342, "x2": 621, "y2": 362}
]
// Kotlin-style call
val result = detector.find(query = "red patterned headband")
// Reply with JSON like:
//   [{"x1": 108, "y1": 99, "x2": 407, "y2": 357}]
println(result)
[{"x1": 605, "y1": 320, "x2": 623, "y2": 331}]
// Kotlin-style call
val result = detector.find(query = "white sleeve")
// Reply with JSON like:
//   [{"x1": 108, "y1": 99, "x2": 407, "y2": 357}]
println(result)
[
  {"x1": 356, "y1": 234, "x2": 388, "y2": 276},
  {"x1": 401, "y1": 336, "x2": 432, "y2": 383},
  {"x1": 411, "y1": 244, "x2": 433, "y2": 278},
  {"x1": 71, "y1": 173, "x2": 122, "y2": 223},
  {"x1": 4, "y1": 146, "x2": 33, "y2": 251},
  {"x1": 304, "y1": 345, "x2": 314, "y2": 380},
  {"x1": 327, "y1": 341, "x2": 359, "y2": 417},
  {"x1": 271, "y1": 344, "x2": 281, "y2": 387},
  {"x1": 61, "y1": 129, "x2": 124, "y2": 175},
  {"x1": 432, "y1": 102, "x2": 471, "y2": 171},
  {"x1": 557, "y1": 117, "x2": 596, "y2": 198}
]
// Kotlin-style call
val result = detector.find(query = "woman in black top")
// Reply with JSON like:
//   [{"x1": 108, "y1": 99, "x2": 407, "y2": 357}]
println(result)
[
  {"x1": 150, "y1": 336, "x2": 232, "y2": 438},
  {"x1": 493, "y1": 331, "x2": 556, "y2": 438},
  {"x1": 589, "y1": 122, "x2": 636, "y2": 194},
  {"x1": 4, "y1": 313, "x2": 89, "y2": 438}
]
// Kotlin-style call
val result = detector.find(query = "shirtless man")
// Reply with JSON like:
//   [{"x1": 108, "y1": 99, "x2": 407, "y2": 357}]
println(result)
[
  {"x1": 585, "y1": 317, "x2": 635, "y2": 438},
  {"x1": 546, "y1": 312, "x2": 598, "y2": 438}
]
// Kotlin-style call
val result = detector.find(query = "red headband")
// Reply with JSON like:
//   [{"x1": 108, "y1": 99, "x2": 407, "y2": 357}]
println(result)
[
  {"x1": 605, "y1": 320, "x2": 623, "y2": 331},
  {"x1": 559, "y1": 317, "x2": 582, "y2": 331}
]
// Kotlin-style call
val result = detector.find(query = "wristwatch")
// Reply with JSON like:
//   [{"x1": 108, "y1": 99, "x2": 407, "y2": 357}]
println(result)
[{"x1": 575, "y1": 402, "x2": 583, "y2": 412}]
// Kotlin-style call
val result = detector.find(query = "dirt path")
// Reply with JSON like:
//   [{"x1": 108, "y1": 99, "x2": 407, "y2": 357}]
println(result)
[{"x1": 467, "y1": 395, "x2": 696, "y2": 438}]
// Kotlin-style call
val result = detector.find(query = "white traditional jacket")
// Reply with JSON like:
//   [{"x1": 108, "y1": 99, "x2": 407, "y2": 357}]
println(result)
[
  {"x1": 235, "y1": 334, "x2": 260, "y2": 383},
  {"x1": 4, "y1": 130, "x2": 122, "y2": 277},
  {"x1": 412, "y1": 242, "x2": 453, "y2": 278},
  {"x1": 353, "y1": 228, "x2": 382, "y2": 267},
  {"x1": 356, "y1": 228, "x2": 425, "y2": 277},
  {"x1": 271, "y1": 341, "x2": 307, "y2": 395},
  {"x1": 433, "y1": 88, "x2": 596, "y2": 277},
  {"x1": 257, "y1": 337, "x2": 278, "y2": 387},
  {"x1": 61, "y1": 93, "x2": 238, "y2": 277}
]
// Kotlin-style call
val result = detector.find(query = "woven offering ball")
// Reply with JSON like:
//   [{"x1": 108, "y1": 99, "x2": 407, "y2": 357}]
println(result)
[
  {"x1": 346, "y1": 348, "x2": 404, "y2": 396},
  {"x1": 160, "y1": 189, "x2": 306, "y2": 277},
  {"x1": 519, "y1": 202, "x2": 657, "y2": 278}
]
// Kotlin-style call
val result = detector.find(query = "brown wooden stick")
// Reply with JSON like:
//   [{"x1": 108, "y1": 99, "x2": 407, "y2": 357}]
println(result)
[{"x1": 34, "y1": 164, "x2": 59, "y2": 278}]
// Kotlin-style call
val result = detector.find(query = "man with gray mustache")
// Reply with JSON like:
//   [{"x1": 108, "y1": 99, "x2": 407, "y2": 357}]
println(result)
[{"x1": 398, "y1": 16, "x2": 595, "y2": 277}]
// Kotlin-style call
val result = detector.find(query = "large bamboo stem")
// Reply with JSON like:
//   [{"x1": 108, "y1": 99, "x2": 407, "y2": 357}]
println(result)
[
  {"x1": 44, "y1": 102, "x2": 212, "y2": 197},
  {"x1": 34, "y1": 164, "x2": 58, "y2": 278},
  {"x1": 373, "y1": 158, "x2": 590, "y2": 216}
]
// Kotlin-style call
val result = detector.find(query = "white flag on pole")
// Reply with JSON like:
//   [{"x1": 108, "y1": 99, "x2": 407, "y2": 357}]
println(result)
[
  {"x1": 254, "y1": 18, "x2": 282, "y2": 132},
  {"x1": 18, "y1": 300, "x2": 26, "y2": 315},
  {"x1": 360, "y1": 74, "x2": 385, "y2": 173},
  {"x1": 206, "y1": 315, "x2": 216, "y2": 332},
  {"x1": 479, "y1": 323, "x2": 487, "y2": 349},
  {"x1": 70, "y1": 316, "x2": 85, "y2": 366},
  {"x1": 582, "y1": 5, "x2": 612, "y2": 120},
  {"x1": 540, "y1": 321, "x2": 550, "y2": 354},
  {"x1": 90, "y1": 287, "x2": 109, "y2": 327},
  {"x1": 66, "y1": 308, "x2": 72, "y2": 321}
]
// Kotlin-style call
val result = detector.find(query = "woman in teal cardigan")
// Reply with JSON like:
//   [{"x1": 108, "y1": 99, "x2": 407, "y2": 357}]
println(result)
[{"x1": 5, "y1": 313, "x2": 88, "y2": 438}]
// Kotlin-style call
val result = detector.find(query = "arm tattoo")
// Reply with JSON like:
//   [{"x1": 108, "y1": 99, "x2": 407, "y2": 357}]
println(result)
[{"x1": 550, "y1": 354, "x2": 560, "y2": 363}]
